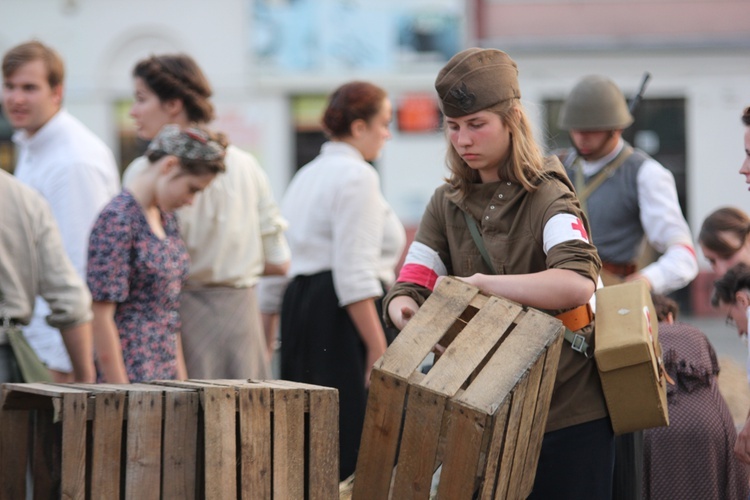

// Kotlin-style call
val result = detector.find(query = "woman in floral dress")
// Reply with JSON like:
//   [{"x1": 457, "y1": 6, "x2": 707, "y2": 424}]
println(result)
[{"x1": 87, "y1": 125, "x2": 226, "y2": 382}]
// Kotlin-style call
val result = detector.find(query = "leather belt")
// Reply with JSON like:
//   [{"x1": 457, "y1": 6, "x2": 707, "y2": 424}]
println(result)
[
  {"x1": 602, "y1": 261, "x2": 637, "y2": 278},
  {"x1": 555, "y1": 303, "x2": 594, "y2": 332}
]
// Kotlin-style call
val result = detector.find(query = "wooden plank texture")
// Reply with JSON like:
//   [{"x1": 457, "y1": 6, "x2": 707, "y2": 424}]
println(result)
[
  {"x1": 520, "y1": 336, "x2": 563, "y2": 497},
  {"x1": 506, "y1": 356, "x2": 546, "y2": 497},
  {"x1": 31, "y1": 410, "x2": 58, "y2": 500},
  {"x1": 436, "y1": 403, "x2": 487, "y2": 500},
  {"x1": 202, "y1": 386, "x2": 237, "y2": 500},
  {"x1": 352, "y1": 370, "x2": 408, "y2": 499},
  {"x1": 308, "y1": 387, "x2": 339, "y2": 500},
  {"x1": 454, "y1": 309, "x2": 563, "y2": 413},
  {"x1": 493, "y1": 376, "x2": 530, "y2": 500},
  {"x1": 0, "y1": 406, "x2": 29, "y2": 500},
  {"x1": 239, "y1": 384, "x2": 272, "y2": 499},
  {"x1": 162, "y1": 389, "x2": 199, "y2": 500},
  {"x1": 479, "y1": 397, "x2": 511, "y2": 500},
  {"x1": 90, "y1": 388, "x2": 126, "y2": 500},
  {"x1": 272, "y1": 386, "x2": 305, "y2": 500},
  {"x1": 379, "y1": 278, "x2": 479, "y2": 378},
  {"x1": 392, "y1": 386, "x2": 447, "y2": 498},
  {"x1": 124, "y1": 389, "x2": 162, "y2": 500},
  {"x1": 421, "y1": 297, "x2": 522, "y2": 395},
  {"x1": 59, "y1": 392, "x2": 87, "y2": 500}
]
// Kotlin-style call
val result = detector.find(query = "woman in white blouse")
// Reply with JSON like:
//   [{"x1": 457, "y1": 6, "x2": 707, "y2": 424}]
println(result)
[{"x1": 272, "y1": 81, "x2": 406, "y2": 480}]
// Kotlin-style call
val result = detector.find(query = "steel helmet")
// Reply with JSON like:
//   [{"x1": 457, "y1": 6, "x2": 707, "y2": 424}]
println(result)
[{"x1": 558, "y1": 75, "x2": 634, "y2": 131}]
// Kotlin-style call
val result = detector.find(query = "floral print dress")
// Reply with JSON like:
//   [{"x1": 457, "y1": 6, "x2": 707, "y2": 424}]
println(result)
[{"x1": 87, "y1": 190, "x2": 189, "y2": 382}]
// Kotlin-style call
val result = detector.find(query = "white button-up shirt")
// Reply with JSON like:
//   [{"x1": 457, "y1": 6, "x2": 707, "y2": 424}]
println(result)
[
  {"x1": 261, "y1": 141, "x2": 405, "y2": 311},
  {"x1": 579, "y1": 139, "x2": 698, "y2": 294}
]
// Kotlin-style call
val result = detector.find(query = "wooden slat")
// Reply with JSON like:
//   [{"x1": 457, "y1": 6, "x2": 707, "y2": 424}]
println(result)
[
  {"x1": 239, "y1": 384, "x2": 272, "y2": 500},
  {"x1": 520, "y1": 335, "x2": 563, "y2": 497},
  {"x1": 0, "y1": 405, "x2": 29, "y2": 500},
  {"x1": 202, "y1": 386, "x2": 237, "y2": 500},
  {"x1": 352, "y1": 370, "x2": 408, "y2": 499},
  {"x1": 392, "y1": 386, "x2": 446, "y2": 498},
  {"x1": 421, "y1": 297, "x2": 522, "y2": 394},
  {"x1": 436, "y1": 403, "x2": 487, "y2": 500},
  {"x1": 31, "y1": 410, "x2": 58, "y2": 500},
  {"x1": 90, "y1": 388, "x2": 126, "y2": 500},
  {"x1": 308, "y1": 388, "x2": 339, "y2": 500},
  {"x1": 272, "y1": 386, "x2": 305, "y2": 500},
  {"x1": 124, "y1": 389, "x2": 162, "y2": 500},
  {"x1": 1, "y1": 382, "x2": 89, "y2": 399},
  {"x1": 379, "y1": 278, "x2": 479, "y2": 378},
  {"x1": 454, "y1": 309, "x2": 563, "y2": 413},
  {"x1": 493, "y1": 375, "x2": 530, "y2": 499},
  {"x1": 59, "y1": 392, "x2": 87, "y2": 500},
  {"x1": 478, "y1": 397, "x2": 511, "y2": 500},
  {"x1": 506, "y1": 355, "x2": 546, "y2": 497},
  {"x1": 162, "y1": 389, "x2": 199, "y2": 500}
]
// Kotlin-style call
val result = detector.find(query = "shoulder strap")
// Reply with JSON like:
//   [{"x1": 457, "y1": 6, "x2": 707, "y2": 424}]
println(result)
[
  {"x1": 573, "y1": 145, "x2": 634, "y2": 214},
  {"x1": 462, "y1": 211, "x2": 497, "y2": 274}
]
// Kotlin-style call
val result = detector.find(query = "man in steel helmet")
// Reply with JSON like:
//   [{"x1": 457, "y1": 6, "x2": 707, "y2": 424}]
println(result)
[
  {"x1": 558, "y1": 75, "x2": 698, "y2": 500},
  {"x1": 558, "y1": 75, "x2": 697, "y2": 295}
]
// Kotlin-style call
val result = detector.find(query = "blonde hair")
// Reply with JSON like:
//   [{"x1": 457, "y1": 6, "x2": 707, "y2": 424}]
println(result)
[{"x1": 445, "y1": 99, "x2": 547, "y2": 198}]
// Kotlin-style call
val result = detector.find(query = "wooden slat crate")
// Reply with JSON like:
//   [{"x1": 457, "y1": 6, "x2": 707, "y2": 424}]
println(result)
[
  {"x1": 0, "y1": 379, "x2": 338, "y2": 500},
  {"x1": 352, "y1": 277, "x2": 565, "y2": 499}
]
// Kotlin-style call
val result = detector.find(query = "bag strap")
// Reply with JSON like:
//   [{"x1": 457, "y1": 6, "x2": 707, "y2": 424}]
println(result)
[
  {"x1": 573, "y1": 144, "x2": 634, "y2": 215},
  {"x1": 462, "y1": 208, "x2": 591, "y2": 357},
  {"x1": 462, "y1": 210, "x2": 497, "y2": 274}
]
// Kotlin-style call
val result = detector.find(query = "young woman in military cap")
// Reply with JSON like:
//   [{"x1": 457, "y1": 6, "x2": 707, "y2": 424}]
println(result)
[{"x1": 384, "y1": 48, "x2": 613, "y2": 498}]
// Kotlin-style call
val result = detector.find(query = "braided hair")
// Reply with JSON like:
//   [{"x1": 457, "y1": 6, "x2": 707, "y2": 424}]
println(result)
[{"x1": 133, "y1": 54, "x2": 214, "y2": 123}]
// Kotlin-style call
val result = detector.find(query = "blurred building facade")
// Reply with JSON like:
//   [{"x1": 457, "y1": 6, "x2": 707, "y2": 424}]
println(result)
[{"x1": 1, "y1": 0, "x2": 748, "y2": 311}]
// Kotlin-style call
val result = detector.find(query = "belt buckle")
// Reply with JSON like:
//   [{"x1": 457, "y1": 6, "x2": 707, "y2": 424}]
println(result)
[{"x1": 570, "y1": 333, "x2": 589, "y2": 358}]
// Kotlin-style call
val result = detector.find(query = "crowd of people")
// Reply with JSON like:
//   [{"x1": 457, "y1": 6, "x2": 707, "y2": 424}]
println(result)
[{"x1": 1, "y1": 38, "x2": 749, "y2": 497}]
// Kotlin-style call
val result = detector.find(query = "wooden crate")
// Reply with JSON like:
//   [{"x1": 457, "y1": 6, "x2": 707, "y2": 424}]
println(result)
[
  {"x1": 352, "y1": 277, "x2": 564, "y2": 499},
  {"x1": 0, "y1": 379, "x2": 338, "y2": 500}
]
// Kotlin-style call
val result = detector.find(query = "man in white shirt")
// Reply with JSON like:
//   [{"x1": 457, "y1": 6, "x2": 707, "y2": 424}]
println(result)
[
  {"x1": 2, "y1": 40, "x2": 120, "y2": 381},
  {"x1": 557, "y1": 74, "x2": 698, "y2": 295}
]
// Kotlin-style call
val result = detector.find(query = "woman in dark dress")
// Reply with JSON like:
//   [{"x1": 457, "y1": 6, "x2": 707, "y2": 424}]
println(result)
[
  {"x1": 643, "y1": 294, "x2": 750, "y2": 499},
  {"x1": 87, "y1": 125, "x2": 226, "y2": 383}
]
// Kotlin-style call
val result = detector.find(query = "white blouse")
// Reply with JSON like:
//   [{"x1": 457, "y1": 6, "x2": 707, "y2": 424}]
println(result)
[{"x1": 263, "y1": 141, "x2": 405, "y2": 310}]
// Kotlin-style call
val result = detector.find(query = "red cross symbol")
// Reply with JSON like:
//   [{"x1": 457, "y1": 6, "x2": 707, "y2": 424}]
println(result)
[{"x1": 571, "y1": 219, "x2": 589, "y2": 241}]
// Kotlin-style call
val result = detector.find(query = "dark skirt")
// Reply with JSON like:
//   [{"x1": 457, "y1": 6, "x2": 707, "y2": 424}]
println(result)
[
  {"x1": 280, "y1": 271, "x2": 389, "y2": 481},
  {"x1": 528, "y1": 417, "x2": 615, "y2": 500}
]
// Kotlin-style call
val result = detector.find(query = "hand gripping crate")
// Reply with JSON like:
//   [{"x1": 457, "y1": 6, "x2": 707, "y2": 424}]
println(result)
[
  {"x1": 0, "y1": 379, "x2": 338, "y2": 500},
  {"x1": 352, "y1": 278, "x2": 564, "y2": 499}
]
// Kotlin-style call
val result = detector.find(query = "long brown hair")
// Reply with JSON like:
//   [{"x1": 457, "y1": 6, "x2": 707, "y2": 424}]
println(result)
[{"x1": 445, "y1": 99, "x2": 547, "y2": 198}]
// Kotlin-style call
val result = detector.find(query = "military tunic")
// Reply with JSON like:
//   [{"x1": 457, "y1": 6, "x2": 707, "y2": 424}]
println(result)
[{"x1": 385, "y1": 157, "x2": 607, "y2": 433}]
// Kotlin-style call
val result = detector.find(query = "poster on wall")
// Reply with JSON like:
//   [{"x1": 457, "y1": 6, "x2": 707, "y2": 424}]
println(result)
[{"x1": 251, "y1": 0, "x2": 463, "y2": 72}]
